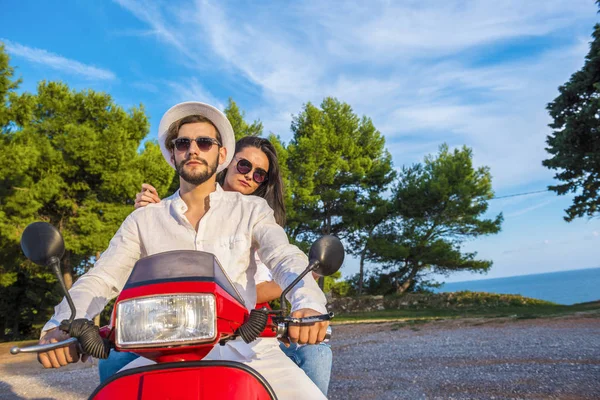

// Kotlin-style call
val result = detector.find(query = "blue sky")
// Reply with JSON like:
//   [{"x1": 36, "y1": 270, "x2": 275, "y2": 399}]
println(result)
[{"x1": 1, "y1": 0, "x2": 599, "y2": 282}]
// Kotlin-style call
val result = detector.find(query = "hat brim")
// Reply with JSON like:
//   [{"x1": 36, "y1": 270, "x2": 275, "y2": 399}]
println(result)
[{"x1": 158, "y1": 101, "x2": 235, "y2": 173}]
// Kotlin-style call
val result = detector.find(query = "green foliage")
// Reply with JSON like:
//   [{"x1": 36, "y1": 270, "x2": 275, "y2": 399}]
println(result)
[
  {"x1": 333, "y1": 300, "x2": 597, "y2": 323},
  {"x1": 369, "y1": 144, "x2": 503, "y2": 292},
  {"x1": 346, "y1": 269, "x2": 442, "y2": 296},
  {"x1": 224, "y1": 98, "x2": 263, "y2": 140},
  {"x1": 285, "y1": 98, "x2": 393, "y2": 242},
  {"x1": 283, "y1": 98, "x2": 396, "y2": 290},
  {"x1": 345, "y1": 150, "x2": 396, "y2": 294},
  {"x1": 346, "y1": 269, "x2": 396, "y2": 295},
  {"x1": 0, "y1": 45, "x2": 174, "y2": 340},
  {"x1": 330, "y1": 291, "x2": 573, "y2": 323},
  {"x1": 543, "y1": 16, "x2": 600, "y2": 221},
  {"x1": 0, "y1": 80, "x2": 174, "y2": 266},
  {"x1": 0, "y1": 247, "x2": 63, "y2": 339},
  {"x1": 323, "y1": 271, "x2": 353, "y2": 297},
  {"x1": 448, "y1": 291, "x2": 554, "y2": 307}
]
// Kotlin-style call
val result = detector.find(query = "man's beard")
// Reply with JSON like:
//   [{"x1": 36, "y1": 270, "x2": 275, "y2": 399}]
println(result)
[{"x1": 176, "y1": 156, "x2": 218, "y2": 185}]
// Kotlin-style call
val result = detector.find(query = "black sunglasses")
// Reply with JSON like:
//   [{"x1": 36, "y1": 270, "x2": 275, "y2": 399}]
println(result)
[
  {"x1": 235, "y1": 158, "x2": 268, "y2": 184},
  {"x1": 172, "y1": 137, "x2": 221, "y2": 152}
]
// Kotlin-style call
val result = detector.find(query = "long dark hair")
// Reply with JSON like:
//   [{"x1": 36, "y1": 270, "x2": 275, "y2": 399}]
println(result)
[{"x1": 217, "y1": 136, "x2": 286, "y2": 227}]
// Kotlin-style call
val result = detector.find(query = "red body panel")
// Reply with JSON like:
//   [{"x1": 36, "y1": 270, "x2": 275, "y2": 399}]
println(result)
[{"x1": 92, "y1": 363, "x2": 276, "y2": 400}]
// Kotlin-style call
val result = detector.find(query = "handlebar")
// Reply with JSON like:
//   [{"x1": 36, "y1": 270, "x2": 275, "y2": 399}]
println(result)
[
  {"x1": 10, "y1": 319, "x2": 110, "y2": 359},
  {"x1": 275, "y1": 324, "x2": 332, "y2": 343},
  {"x1": 10, "y1": 337, "x2": 79, "y2": 355},
  {"x1": 271, "y1": 312, "x2": 334, "y2": 343}
]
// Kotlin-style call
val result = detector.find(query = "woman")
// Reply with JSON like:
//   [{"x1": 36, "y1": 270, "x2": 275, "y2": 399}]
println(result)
[{"x1": 99, "y1": 136, "x2": 333, "y2": 396}]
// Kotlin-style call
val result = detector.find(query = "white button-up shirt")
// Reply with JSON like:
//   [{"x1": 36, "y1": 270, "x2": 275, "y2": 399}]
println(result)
[{"x1": 43, "y1": 185, "x2": 327, "y2": 337}]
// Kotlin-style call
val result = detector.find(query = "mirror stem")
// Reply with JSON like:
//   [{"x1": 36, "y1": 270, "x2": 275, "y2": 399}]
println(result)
[
  {"x1": 49, "y1": 258, "x2": 76, "y2": 325},
  {"x1": 278, "y1": 260, "x2": 320, "y2": 313}
]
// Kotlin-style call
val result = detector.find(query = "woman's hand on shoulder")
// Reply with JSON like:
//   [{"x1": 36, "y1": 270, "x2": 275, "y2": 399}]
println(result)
[{"x1": 135, "y1": 183, "x2": 161, "y2": 208}]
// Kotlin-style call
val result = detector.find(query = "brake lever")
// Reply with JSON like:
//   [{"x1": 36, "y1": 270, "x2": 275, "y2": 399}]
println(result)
[
  {"x1": 274, "y1": 312, "x2": 334, "y2": 325},
  {"x1": 10, "y1": 337, "x2": 79, "y2": 355}
]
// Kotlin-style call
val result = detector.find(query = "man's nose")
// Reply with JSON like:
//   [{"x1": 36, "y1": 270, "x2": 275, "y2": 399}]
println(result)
[{"x1": 187, "y1": 139, "x2": 200, "y2": 155}]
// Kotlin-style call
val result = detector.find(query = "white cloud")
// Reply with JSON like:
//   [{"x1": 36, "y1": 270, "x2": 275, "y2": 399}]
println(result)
[
  {"x1": 112, "y1": 0, "x2": 189, "y2": 57},
  {"x1": 308, "y1": 0, "x2": 592, "y2": 59},
  {"x1": 1, "y1": 39, "x2": 116, "y2": 81},
  {"x1": 165, "y1": 78, "x2": 224, "y2": 110},
  {"x1": 114, "y1": 0, "x2": 598, "y2": 190}
]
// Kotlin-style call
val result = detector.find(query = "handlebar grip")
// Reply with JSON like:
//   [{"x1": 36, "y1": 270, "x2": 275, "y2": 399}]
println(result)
[{"x1": 10, "y1": 337, "x2": 78, "y2": 355}]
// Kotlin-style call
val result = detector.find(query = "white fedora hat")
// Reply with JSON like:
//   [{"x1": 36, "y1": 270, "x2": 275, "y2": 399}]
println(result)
[{"x1": 158, "y1": 101, "x2": 235, "y2": 173}]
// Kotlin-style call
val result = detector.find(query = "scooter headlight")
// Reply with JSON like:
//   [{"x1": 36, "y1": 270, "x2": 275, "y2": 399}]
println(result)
[{"x1": 116, "y1": 294, "x2": 216, "y2": 348}]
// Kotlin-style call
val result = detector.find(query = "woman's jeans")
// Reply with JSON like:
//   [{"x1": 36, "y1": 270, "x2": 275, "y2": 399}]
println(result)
[
  {"x1": 279, "y1": 342, "x2": 332, "y2": 395},
  {"x1": 99, "y1": 341, "x2": 333, "y2": 395}
]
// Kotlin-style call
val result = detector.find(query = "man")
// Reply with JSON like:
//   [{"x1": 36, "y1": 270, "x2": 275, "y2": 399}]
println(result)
[{"x1": 37, "y1": 101, "x2": 329, "y2": 399}]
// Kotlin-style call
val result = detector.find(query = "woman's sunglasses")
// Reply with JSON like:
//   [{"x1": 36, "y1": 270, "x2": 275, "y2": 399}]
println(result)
[
  {"x1": 172, "y1": 137, "x2": 221, "y2": 152},
  {"x1": 235, "y1": 158, "x2": 268, "y2": 184}
]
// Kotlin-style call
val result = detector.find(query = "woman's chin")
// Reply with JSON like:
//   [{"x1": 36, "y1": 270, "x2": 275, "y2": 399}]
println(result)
[{"x1": 231, "y1": 182, "x2": 255, "y2": 195}]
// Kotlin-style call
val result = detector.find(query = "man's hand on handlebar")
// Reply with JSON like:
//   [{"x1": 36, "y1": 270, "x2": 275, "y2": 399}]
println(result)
[
  {"x1": 287, "y1": 308, "x2": 329, "y2": 346},
  {"x1": 37, "y1": 328, "x2": 87, "y2": 368}
]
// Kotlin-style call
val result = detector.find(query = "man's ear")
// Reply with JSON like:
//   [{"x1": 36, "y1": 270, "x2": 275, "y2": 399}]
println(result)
[
  {"x1": 218, "y1": 146, "x2": 227, "y2": 166},
  {"x1": 170, "y1": 150, "x2": 175, "y2": 166}
]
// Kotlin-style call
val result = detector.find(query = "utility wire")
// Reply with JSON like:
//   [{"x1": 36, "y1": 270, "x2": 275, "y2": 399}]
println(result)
[{"x1": 489, "y1": 189, "x2": 550, "y2": 200}]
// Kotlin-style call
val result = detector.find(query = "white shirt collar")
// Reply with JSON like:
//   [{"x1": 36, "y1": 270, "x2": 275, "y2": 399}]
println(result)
[{"x1": 171, "y1": 182, "x2": 224, "y2": 214}]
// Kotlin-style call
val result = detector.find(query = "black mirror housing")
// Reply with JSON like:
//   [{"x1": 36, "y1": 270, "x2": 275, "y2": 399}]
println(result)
[
  {"x1": 21, "y1": 222, "x2": 65, "y2": 266},
  {"x1": 309, "y1": 235, "x2": 345, "y2": 276}
]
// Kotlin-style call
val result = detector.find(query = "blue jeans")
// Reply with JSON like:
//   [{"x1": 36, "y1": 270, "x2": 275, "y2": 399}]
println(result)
[
  {"x1": 98, "y1": 342, "x2": 333, "y2": 395},
  {"x1": 279, "y1": 342, "x2": 332, "y2": 396},
  {"x1": 98, "y1": 350, "x2": 139, "y2": 382}
]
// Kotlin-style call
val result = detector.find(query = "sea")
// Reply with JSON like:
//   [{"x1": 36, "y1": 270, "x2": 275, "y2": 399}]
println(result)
[{"x1": 436, "y1": 267, "x2": 600, "y2": 305}]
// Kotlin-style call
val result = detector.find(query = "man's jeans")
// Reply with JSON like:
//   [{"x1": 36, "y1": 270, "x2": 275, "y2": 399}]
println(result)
[{"x1": 99, "y1": 342, "x2": 333, "y2": 395}]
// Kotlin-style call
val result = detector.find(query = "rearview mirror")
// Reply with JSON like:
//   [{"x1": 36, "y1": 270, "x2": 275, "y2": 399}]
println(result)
[
  {"x1": 21, "y1": 222, "x2": 65, "y2": 266},
  {"x1": 21, "y1": 222, "x2": 75, "y2": 324},
  {"x1": 309, "y1": 235, "x2": 345, "y2": 276},
  {"x1": 275, "y1": 234, "x2": 346, "y2": 318}
]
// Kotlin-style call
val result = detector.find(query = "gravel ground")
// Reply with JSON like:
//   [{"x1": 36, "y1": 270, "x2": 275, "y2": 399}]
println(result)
[
  {"x1": 0, "y1": 314, "x2": 598, "y2": 399},
  {"x1": 329, "y1": 315, "x2": 600, "y2": 400}
]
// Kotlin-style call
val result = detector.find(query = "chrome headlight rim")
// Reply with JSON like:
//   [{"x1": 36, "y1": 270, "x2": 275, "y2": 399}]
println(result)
[{"x1": 115, "y1": 293, "x2": 218, "y2": 349}]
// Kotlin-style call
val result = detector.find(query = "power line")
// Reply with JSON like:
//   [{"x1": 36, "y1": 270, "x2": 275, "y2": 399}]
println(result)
[{"x1": 489, "y1": 189, "x2": 550, "y2": 200}]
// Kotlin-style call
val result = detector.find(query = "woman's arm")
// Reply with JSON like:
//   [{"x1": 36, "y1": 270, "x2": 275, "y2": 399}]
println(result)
[
  {"x1": 256, "y1": 280, "x2": 283, "y2": 303},
  {"x1": 254, "y1": 249, "x2": 319, "y2": 305}
]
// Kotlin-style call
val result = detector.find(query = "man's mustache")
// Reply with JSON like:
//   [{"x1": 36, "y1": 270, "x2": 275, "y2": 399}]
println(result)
[{"x1": 184, "y1": 157, "x2": 208, "y2": 166}]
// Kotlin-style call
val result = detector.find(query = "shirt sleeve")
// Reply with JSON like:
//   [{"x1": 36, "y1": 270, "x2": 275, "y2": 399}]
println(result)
[
  {"x1": 42, "y1": 213, "x2": 143, "y2": 333},
  {"x1": 252, "y1": 203, "x2": 327, "y2": 314},
  {"x1": 254, "y1": 253, "x2": 273, "y2": 285}
]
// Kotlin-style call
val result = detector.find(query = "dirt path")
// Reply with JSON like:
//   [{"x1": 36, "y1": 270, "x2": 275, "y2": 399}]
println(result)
[{"x1": 1, "y1": 314, "x2": 599, "y2": 399}]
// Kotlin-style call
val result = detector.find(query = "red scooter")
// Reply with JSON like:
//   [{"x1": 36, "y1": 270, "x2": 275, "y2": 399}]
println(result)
[{"x1": 11, "y1": 222, "x2": 344, "y2": 400}]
